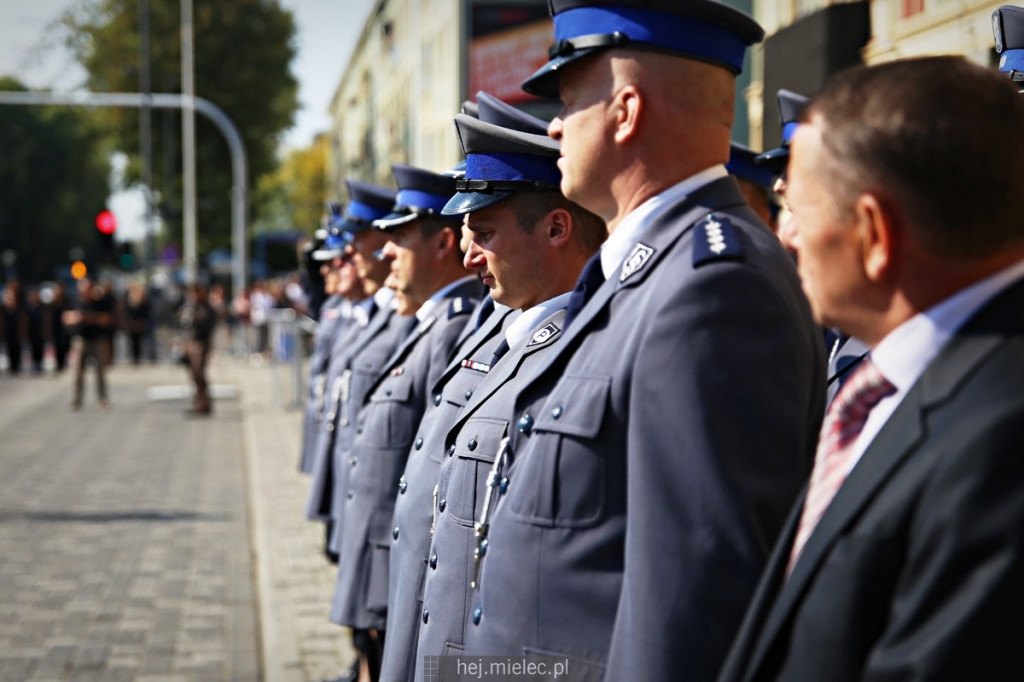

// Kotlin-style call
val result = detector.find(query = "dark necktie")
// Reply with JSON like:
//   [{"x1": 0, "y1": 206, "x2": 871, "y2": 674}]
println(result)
[
  {"x1": 474, "y1": 296, "x2": 495, "y2": 332},
  {"x1": 788, "y1": 359, "x2": 895, "y2": 575},
  {"x1": 490, "y1": 338, "x2": 510, "y2": 366},
  {"x1": 564, "y1": 253, "x2": 605, "y2": 330}
]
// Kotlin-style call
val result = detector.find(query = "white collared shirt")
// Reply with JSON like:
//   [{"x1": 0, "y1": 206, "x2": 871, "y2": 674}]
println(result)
[
  {"x1": 505, "y1": 292, "x2": 573, "y2": 350},
  {"x1": 846, "y1": 257, "x2": 1024, "y2": 473},
  {"x1": 600, "y1": 165, "x2": 729, "y2": 279},
  {"x1": 416, "y1": 275, "x2": 479, "y2": 322}
]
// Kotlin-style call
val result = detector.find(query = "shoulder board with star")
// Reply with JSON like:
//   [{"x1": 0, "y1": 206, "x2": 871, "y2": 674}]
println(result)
[
  {"x1": 448, "y1": 296, "x2": 473, "y2": 319},
  {"x1": 693, "y1": 213, "x2": 744, "y2": 267}
]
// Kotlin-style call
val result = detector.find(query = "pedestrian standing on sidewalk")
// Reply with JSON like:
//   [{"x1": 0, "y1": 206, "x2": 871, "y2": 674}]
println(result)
[
  {"x1": 179, "y1": 282, "x2": 218, "y2": 416},
  {"x1": 65, "y1": 277, "x2": 115, "y2": 409}
]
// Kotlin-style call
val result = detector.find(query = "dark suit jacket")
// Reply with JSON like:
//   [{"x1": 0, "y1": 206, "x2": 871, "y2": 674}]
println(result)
[
  {"x1": 463, "y1": 176, "x2": 827, "y2": 681},
  {"x1": 718, "y1": 277, "x2": 1024, "y2": 682}
]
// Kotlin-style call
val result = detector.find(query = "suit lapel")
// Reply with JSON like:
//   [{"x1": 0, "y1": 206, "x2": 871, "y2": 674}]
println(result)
[{"x1": 745, "y1": 280, "x2": 1024, "y2": 679}]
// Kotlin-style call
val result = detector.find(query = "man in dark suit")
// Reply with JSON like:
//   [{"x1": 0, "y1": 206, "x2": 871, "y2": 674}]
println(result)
[
  {"x1": 718, "y1": 55, "x2": 1024, "y2": 682},
  {"x1": 461, "y1": 1, "x2": 827, "y2": 680}
]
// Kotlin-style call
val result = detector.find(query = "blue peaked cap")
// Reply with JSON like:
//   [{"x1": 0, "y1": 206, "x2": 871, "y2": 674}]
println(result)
[
  {"x1": 727, "y1": 142, "x2": 774, "y2": 191},
  {"x1": 522, "y1": 0, "x2": 765, "y2": 98},
  {"x1": 994, "y1": 6, "x2": 1024, "y2": 82},
  {"x1": 443, "y1": 114, "x2": 562, "y2": 215},
  {"x1": 374, "y1": 164, "x2": 461, "y2": 230},
  {"x1": 754, "y1": 89, "x2": 809, "y2": 175},
  {"x1": 475, "y1": 91, "x2": 550, "y2": 135},
  {"x1": 335, "y1": 179, "x2": 396, "y2": 235}
]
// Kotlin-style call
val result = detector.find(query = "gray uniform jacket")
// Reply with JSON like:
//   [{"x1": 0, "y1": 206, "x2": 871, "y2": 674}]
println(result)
[
  {"x1": 326, "y1": 307, "x2": 420, "y2": 554},
  {"x1": 379, "y1": 302, "x2": 518, "y2": 682},
  {"x1": 300, "y1": 295, "x2": 348, "y2": 474},
  {"x1": 718, "y1": 277, "x2": 1024, "y2": 682},
  {"x1": 330, "y1": 278, "x2": 484, "y2": 630},
  {"x1": 305, "y1": 296, "x2": 405, "y2": 520},
  {"x1": 304, "y1": 299, "x2": 389, "y2": 522},
  {"x1": 415, "y1": 308, "x2": 568, "y2": 682},
  {"x1": 463, "y1": 176, "x2": 827, "y2": 682}
]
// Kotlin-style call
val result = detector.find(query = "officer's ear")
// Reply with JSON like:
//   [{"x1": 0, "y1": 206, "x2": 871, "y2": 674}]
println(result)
[
  {"x1": 545, "y1": 208, "x2": 573, "y2": 248},
  {"x1": 613, "y1": 84, "x2": 642, "y2": 145},
  {"x1": 434, "y1": 224, "x2": 459, "y2": 260}
]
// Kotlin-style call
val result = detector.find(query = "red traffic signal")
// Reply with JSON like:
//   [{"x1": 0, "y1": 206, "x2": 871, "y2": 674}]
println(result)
[{"x1": 95, "y1": 210, "x2": 117, "y2": 235}]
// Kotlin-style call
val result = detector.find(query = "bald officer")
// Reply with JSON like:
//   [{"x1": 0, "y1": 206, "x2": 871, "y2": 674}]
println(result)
[{"x1": 463, "y1": 1, "x2": 826, "y2": 680}]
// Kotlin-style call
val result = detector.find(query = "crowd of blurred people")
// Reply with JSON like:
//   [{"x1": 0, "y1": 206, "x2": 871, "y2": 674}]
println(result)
[{"x1": 0, "y1": 269, "x2": 320, "y2": 382}]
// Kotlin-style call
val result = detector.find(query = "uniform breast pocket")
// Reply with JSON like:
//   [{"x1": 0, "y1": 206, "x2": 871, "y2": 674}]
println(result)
[
  {"x1": 368, "y1": 374, "x2": 416, "y2": 445},
  {"x1": 508, "y1": 375, "x2": 610, "y2": 528},
  {"x1": 445, "y1": 417, "x2": 509, "y2": 527}
]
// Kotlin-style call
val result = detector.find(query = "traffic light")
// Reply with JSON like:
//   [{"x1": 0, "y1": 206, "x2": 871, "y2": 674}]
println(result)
[
  {"x1": 96, "y1": 210, "x2": 116, "y2": 258},
  {"x1": 118, "y1": 243, "x2": 136, "y2": 270},
  {"x1": 95, "y1": 210, "x2": 117, "y2": 235}
]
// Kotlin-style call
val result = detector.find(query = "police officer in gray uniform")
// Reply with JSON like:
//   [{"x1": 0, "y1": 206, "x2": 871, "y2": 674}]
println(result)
[
  {"x1": 410, "y1": 113, "x2": 606, "y2": 682},
  {"x1": 329, "y1": 164, "x2": 484, "y2": 680},
  {"x1": 462, "y1": 2, "x2": 827, "y2": 680},
  {"x1": 300, "y1": 222, "x2": 354, "y2": 475},
  {"x1": 306, "y1": 180, "x2": 399, "y2": 553},
  {"x1": 379, "y1": 93, "x2": 558, "y2": 682}
]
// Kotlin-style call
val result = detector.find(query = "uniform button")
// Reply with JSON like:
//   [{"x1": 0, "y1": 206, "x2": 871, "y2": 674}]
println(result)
[
  {"x1": 357, "y1": 426, "x2": 364, "y2": 435},
  {"x1": 465, "y1": 390, "x2": 473, "y2": 400},
  {"x1": 422, "y1": 609, "x2": 429, "y2": 624},
  {"x1": 398, "y1": 477, "x2": 408, "y2": 494},
  {"x1": 472, "y1": 606, "x2": 482, "y2": 625},
  {"x1": 447, "y1": 445, "x2": 455, "y2": 457},
  {"x1": 551, "y1": 404, "x2": 564, "y2": 419},
  {"x1": 346, "y1": 490, "x2": 354, "y2": 500},
  {"x1": 478, "y1": 538, "x2": 488, "y2": 557},
  {"x1": 517, "y1": 413, "x2": 534, "y2": 433},
  {"x1": 349, "y1": 456, "x2": 358, "y2": 466},
  {"x1": 438, "y1": 498, "x2": 447, "y2": 513},
  {"x1": 339, "y1": 417, "x2": 349, "y2": 427},
  {"x1": 429, "y1": 553, "x2": 438, "y2": 569},
  {"x1": 385, "y1": 388, "x2": 392, "y2": 397},
  {"x1": 414, "y1": 437, "x2": 424, "y2": 450},
  {"x1": 499, "y1": 477, "x2": 509, "y2": 496},
  {"x1": 467, "y1": 439, "x2": 478, "y2": 451},
  {"x1": 392, "y1": 526, "x2": 400, "y2": 540},
  {"x1": 326, "y1": 422, "x2": 335, "y2": 433},
  {"x1": 433, "y1": 394, "x2": 442, "y2": 406}
]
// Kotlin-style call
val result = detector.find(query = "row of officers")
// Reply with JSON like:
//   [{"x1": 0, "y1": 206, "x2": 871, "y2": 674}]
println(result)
[{"x1": 298, "y1": 2, "x2": 1024, "y2": 681}]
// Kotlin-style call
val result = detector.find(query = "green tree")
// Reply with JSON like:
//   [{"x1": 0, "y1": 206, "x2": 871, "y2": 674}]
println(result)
[
  {"x1": 61, "y1": 0, "x2": 300, "y2": 262},
  {"x1": 253, "y1": 133, "x2": 330, "y2": 236},
  {"x1": 0, "y1": 77, "x2": 111, "y2": 284}
]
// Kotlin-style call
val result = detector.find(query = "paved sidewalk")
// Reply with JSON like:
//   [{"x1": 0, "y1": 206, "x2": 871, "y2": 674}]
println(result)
[
  {"x1": 226, "y1": 357, "x2": 357, "y2": 682},
  {"x1": 0, "y1": 347, "x2": 355, "y2": 682}
]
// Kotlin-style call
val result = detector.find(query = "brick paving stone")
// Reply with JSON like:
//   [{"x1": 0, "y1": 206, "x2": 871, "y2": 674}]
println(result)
[{"x1": 1, "y1": 344, "x2": 356, "y2": 681}]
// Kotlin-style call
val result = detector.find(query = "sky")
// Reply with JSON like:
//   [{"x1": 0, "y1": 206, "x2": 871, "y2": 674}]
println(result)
[
  {"x1": 0, "y1": 0, "x2": 375, "y2": 239},
  {"x1": 0, "y1": 0, "x2": 376, "y2": 148}
]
